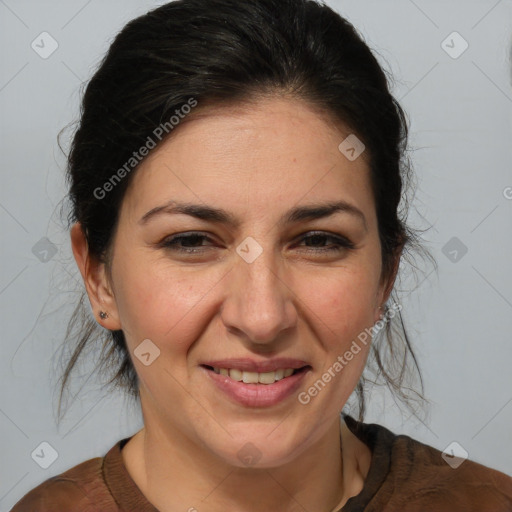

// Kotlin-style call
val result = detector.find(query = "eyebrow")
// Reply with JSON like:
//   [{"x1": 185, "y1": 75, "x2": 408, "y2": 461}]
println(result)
[{"x1": 139, "y1": 199, "x2": 368, "y2": 231}]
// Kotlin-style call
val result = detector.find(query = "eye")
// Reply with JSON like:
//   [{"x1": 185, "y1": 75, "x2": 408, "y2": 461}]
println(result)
[
  {"x1": 160, "y1": 232, "x2": 215, "y2": 254},
  {"x1": 159, "y1": 230, "x2": 355, "y2": 256},
  {"x1": 295, "y1": 231, "x2": 355, "y2": 254}
]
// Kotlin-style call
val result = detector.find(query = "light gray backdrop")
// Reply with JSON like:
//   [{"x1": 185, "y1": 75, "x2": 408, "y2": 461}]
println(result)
[{"x1": 1, "y1": 0, "x2": 512, "y2": 509}]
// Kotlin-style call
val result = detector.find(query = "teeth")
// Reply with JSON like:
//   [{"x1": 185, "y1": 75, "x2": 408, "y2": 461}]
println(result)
[
  {"x1": 229, "y1": 368, "x2": 243, "y2": 381},
  {"x1": 242, "y1": 371, "x2": 259, "y2": 384},
  {"x1": 212, "y1": 367, "x2": 298, "y2": 384},
  {"x1": 259, "y1": 371, "x2": 276, "y2": 384}
]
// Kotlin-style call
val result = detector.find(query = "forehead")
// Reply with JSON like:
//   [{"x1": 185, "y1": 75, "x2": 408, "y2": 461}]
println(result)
[{"x1": 121, "y1": 97, "x2": 374, "y2": 222}]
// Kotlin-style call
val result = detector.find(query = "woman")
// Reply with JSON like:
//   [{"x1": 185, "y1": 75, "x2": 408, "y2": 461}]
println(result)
[{"x1": 11, "y1": 0, "x2": 512, "y2": 510}]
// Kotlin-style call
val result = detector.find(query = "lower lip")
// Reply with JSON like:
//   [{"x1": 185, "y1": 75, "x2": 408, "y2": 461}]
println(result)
[{"x1": 202, "y1": 367, "x2": 310, "y2": 407}]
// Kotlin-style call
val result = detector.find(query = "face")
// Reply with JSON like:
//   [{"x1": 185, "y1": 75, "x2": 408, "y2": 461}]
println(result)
[{"x1": 78, "y1": 97, "x2": 393, "y2": 468}]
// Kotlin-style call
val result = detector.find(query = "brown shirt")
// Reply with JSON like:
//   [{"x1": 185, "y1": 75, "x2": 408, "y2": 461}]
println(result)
[{"x1": 10, "y1": 415, "x2": 512, "y2": 511}]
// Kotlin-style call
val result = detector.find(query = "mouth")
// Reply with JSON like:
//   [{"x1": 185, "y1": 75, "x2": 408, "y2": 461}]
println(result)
[
  {"x1": 201, "y1": 365, "x2": 310, "y2": 385},
  {"x1": 200, "y1": 361, "x2": 312, "y2": 407}
]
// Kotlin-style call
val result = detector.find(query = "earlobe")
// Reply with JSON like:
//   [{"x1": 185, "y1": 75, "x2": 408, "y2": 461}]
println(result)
[{"x1": 70, "y1": 222, "x2": 122, "y2": 330}]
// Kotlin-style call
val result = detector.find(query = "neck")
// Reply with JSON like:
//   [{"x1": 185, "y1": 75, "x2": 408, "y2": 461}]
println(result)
[{"x1": 122, "y1": 411, "x2": 369, "y2": 512}]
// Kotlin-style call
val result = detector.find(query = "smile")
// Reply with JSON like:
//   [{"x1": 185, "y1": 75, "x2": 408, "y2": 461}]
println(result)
[
  {"x1": 208, "y1": 366, "x2": 299, "y2": 384},
  {"x1": 201, "y1": 363, "x2": 311, "y2": 407}
]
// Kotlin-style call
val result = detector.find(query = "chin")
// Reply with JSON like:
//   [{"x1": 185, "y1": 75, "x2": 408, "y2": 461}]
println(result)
[{"x1": 205, "y1": 429, "x2": 307, "y2": 470}]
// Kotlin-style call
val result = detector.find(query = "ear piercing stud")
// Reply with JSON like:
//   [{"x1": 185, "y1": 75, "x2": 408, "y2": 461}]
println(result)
[{"x1": 99, "y1": 311, "x2": 108, "y2": 320}]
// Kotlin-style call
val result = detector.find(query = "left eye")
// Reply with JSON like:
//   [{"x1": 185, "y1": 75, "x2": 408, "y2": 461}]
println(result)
[
  {"x1": 160, "y1": 231, "x2": 354, "y2": 255},
  {"x1": 295, "y1": 232, "x2": 354, "y2": 253}
]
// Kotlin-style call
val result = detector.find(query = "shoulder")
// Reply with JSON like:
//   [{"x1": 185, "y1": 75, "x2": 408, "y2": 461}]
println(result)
[
  {"x1": 343, "y1": 415, "x2": 512, "y2": 511},
  {"x1": 9, "y1": 451, "x2": 117, "y2": 512},
  {"x1": 390, "y1": 433, "x2": 512, "y2": 511}
]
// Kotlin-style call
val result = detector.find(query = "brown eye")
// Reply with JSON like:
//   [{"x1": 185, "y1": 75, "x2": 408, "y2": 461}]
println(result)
[
  {"x1": 161, "y1": 232, "x2": 215, "y2": 254},
  {"x1": 296, "y1": 231, "x2": 355, "y2": 254}
]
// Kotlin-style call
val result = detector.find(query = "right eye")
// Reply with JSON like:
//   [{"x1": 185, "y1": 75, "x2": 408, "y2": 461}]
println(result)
[{"x1": 160, "y1": 232, "x2": 216, "y2": 254}]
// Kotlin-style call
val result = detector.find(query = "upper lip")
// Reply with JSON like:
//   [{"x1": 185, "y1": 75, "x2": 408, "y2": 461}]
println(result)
[{"x1": 201, "y1": 358, "x2": 311, "y2": 373}]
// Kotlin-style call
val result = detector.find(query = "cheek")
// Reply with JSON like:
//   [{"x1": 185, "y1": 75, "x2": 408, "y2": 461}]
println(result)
[
  {"x1": 111, "y1": 267, "x2": 219, "y2": 398},
  {"x1": 296, "y1": 268, "x2": 377, "y2": 393},
  {"x1": 297, "y1": 267, "x2": 380, "y2": 342},
  {"x1": 111, "y1": 258, "x2": 224, "y2": 351}
]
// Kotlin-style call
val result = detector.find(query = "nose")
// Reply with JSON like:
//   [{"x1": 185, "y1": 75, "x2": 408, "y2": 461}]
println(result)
[{"x1": 220, "y1": 247, "x2": 297, "y2": 345}]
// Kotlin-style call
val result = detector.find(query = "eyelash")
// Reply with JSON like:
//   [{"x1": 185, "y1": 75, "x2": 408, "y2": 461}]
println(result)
[{"x1": 160, "y1": 231, "x2": 355, "y2": 255}]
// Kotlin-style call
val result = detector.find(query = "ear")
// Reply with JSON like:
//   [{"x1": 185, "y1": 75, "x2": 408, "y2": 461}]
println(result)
[
  {"x1": 70, "y1": 222, "x2": 121, "y2": 330},
  {"x1": 373, "y1": 246, "x2": 402, "y2": 324}
]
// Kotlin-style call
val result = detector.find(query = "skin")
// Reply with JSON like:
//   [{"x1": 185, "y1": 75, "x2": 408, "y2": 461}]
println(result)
[{"x1": 71, "y1": 96, "x2": 399, "y2": 512}]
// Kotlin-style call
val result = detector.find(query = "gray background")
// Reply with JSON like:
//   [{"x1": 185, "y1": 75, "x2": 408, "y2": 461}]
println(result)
[{"x1": 1, "y1": 0, "x2": 511, "y2": 508}]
